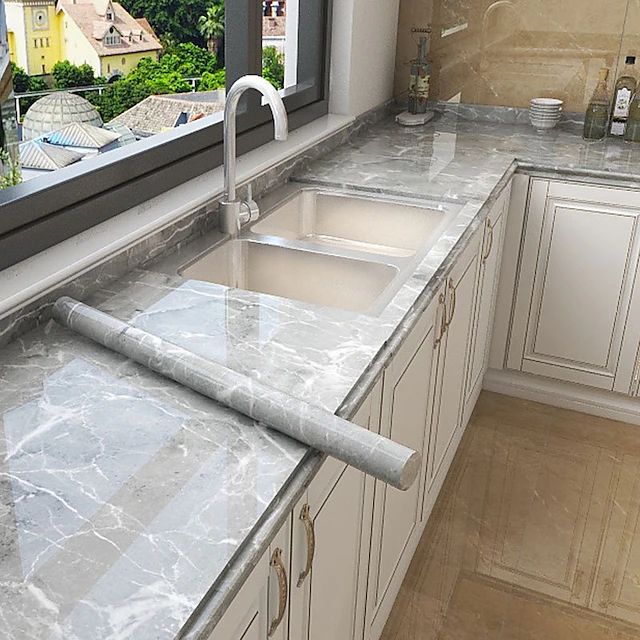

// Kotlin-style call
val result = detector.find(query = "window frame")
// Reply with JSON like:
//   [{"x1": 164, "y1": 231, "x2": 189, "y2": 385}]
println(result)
[{"x1": 0, "y1": 0, "x2": 332, "y2": 272}]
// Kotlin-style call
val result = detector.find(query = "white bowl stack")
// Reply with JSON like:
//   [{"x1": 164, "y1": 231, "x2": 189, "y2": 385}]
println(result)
[{"x1": 529, "y1": 98, "x2": 563, "y2": 131}]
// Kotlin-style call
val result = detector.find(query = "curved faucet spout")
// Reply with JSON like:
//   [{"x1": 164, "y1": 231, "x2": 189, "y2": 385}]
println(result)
[{"x1": 221, "y1": 75, "x2": 289, "y2": 235}]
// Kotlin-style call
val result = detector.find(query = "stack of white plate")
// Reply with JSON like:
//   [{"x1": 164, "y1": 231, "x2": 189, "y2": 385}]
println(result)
[{"x1": 529, "y1": 98, "x2": 563, "y2": 131}]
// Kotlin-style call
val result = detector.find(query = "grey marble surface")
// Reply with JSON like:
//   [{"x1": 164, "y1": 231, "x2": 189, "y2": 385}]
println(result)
[
  {"x1": 2, "y1": 107, "x2": 640, "y2": 640},
  {"x1": 53, "y1": 297, "x2": 420, "y2": 490}
]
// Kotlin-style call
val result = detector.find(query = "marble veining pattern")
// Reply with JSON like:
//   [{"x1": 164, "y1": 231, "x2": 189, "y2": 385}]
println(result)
[{"x1": 1, "y1": 107, "x2": 640, "y2": 639}]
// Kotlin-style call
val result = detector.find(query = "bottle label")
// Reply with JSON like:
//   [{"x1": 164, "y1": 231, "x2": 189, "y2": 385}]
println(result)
[
  {"x1": 611, "y1": 120, "x2": 626, "y2": 136},
  {"x1": 613, "y1": 88, "x2": 632, "y2": 118},
  {"x1": 409, "y1": 71, "x2": 430, "y2": 98}
]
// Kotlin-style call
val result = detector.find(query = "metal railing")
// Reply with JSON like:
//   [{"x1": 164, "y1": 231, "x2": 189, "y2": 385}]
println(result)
[{"x1": 14, "y1": 77, "x2": 205, "y2": 119}]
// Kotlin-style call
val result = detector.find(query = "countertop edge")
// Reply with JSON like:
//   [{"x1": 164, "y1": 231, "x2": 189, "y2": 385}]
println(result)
[{"x1": 174, "y1": 160, "x2": 519, "y2": 640}]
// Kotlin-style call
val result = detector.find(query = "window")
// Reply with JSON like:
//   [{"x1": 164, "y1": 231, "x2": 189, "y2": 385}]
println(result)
[
  {"x1": 104, "y1": 27, "x2": 121, "y2": 46},
  {"x1": 0, "y1": 0, "x2": 331, "y2": 270}
]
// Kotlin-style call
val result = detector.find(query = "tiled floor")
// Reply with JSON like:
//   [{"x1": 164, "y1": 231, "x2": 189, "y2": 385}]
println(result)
[{"x1": 381, "y1": 391, "x2": 640, "y2": 639}]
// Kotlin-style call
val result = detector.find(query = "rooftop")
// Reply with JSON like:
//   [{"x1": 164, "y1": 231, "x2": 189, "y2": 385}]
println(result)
[
  {"x1": 44, "y1": 121, "x2": 121, "y2": 149},
  {"x1": 57, "y1": 0, "x2": 162, "y2": 57},
  {"x1": 109, "y1": 92, "x2": 226, "y2": 137},
  {"x1": 19, "y1": 139, "x2": 84, "y2": 171},
  {"x1": 22, "y1": 92, "x2": 103, "y2": 141}
]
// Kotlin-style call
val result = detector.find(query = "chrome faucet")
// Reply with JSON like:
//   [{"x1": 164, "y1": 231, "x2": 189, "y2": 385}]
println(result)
[{"x1": 219, "y1": 75, "x2": 288, "y2": 235}]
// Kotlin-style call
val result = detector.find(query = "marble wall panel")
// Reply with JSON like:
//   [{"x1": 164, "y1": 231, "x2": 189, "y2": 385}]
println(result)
[{"x1": 395, "y1": 0, "x2": 638, "y2": 112}]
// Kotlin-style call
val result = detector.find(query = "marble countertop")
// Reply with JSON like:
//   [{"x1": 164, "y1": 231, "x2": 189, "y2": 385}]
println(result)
[{"x1": 1, "y1": 107, "x2": 640, "y2": 640}]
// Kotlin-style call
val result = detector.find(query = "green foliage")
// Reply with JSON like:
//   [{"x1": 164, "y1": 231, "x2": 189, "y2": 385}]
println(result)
[
  {"x1": 11, "y1": 63, "x2": 49, "y2": 116},
  {"x1": 159, "y1": 42, "x2": 218, "y2": 77},
  {"x1": 198, "y1": 68, "x2": 225, "y2": 91},
  {"x1": 51, "y1": 61, "x2": 97, "y2": 89},
  {"x1": 0, "y1": 149, "x2": 22, "y2": 190},
  {"x1": 262, "y1": 46, "x2": 284, "y2": 90},
  {"x1": 118, "y1": 0, "x2": 213, "y2": 47},
  {"x1": 10, "y1": 63, "x2": 30, "y2": 93},
  {"x1": 198, "y1": 1, "x2": 224, "y2": 55}
]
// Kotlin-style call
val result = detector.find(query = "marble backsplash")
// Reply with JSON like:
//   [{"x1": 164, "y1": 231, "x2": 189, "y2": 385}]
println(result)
[{"x1": 395, "y1": 0, "x2": 640, "y2": 112}]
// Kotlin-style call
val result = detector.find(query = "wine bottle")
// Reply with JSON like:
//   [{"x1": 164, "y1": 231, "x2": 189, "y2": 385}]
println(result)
[
  {"x1": 583, "y1": 68, "x2": 611, "y2": 140},
  {"x1": 408, "y1": 36, "x2": 430, "y2": 115},
  {"x1": 624, "y1": 89, "x2": 640, "y2": 142},
  {"x1": 610, "y1": 56, "x2": 637, "y2": 136}
]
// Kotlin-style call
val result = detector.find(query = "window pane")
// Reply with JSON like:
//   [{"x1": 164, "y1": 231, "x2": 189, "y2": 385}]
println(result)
[
  {"x1": 261, "y1": 0, "x2": 326, "y2": 99},
  {"x1": 0, "y1": 0, "x2": 327, "y2": 199}
]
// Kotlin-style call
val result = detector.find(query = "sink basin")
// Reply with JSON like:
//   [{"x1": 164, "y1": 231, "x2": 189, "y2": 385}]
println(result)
[
  {"x1": 252, "y1": 189, "x2": 446, "y2": 257},
  {"x1": 180, "y1": 239, "x2": 399, "y2": 313}
]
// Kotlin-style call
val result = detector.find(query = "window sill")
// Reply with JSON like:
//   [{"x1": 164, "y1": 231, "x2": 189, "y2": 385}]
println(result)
[{"x1": 0, "y1": 113, "x2": 354, "y2": 318}]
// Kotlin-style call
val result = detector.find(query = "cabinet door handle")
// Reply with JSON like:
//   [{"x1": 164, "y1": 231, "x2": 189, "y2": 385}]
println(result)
[
  {"x1": 297, "y1": 503, "x2": 315, "y2": 587},
  {"x1": 268, "y1": 548, "x2": 288, "y2": 637},
  {"x1": 445, "y1": 278, "x2": 457, "y2": 327},
  {"x1": 482, "y1": 219, "x2": 494, "y2": 263},
  {"x1": 434, "y1": 291, "x2": 447, "y2": 348}
]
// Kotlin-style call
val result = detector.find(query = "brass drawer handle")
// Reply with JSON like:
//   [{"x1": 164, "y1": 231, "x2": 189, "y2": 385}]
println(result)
[
  {"x1": 445, "y1": 278, "x2": 457, "y2": 327},
  {"x1": 268, "y1": 548, "x2": 288, "y2": 637},
  {"x1": 482, "y1": 218, "x2": 494, "y2": 263},
  {"x1": 297, "y1": 503, "x2": 316, "y2": 587},
  {"x1": 434, "y1": 291, "x2": 447, "y2": 348}
]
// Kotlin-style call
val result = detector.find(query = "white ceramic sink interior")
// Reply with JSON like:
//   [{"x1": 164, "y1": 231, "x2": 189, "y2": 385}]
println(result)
[
  {"x1": 180, "y1": 239, "x2": 399, "y2": 313},
  {"x1": 180, "y1": 187, "x2": 455, "y2": 315},
  {"x1": 252, "y1": 190, "x2": 445, "y2": 257}
]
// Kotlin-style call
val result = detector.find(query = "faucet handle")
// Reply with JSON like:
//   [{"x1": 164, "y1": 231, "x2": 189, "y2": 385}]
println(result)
[{"x1": 240, "y1": 199, "x2": 260, "y2": 225}]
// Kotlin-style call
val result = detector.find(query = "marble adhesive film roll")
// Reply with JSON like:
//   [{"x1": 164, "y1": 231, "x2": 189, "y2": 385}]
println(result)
[{"x1": 53, "y1": 296, "x2": 421, "y2": 491}]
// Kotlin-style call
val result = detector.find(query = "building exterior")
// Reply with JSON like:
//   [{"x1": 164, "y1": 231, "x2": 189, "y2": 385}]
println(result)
[
  {"x1": 0, "y1": 0, "x2": 19, "y2": 163},
  {"x1": 6, "y1": 0, "x2": 161, "y2": 78},
  {"x1": 109, "y1": 91, "x2": 226, "y2": 138},
  {"x1": 6, "y1": 0, "x2": 62, "y2": 76}
]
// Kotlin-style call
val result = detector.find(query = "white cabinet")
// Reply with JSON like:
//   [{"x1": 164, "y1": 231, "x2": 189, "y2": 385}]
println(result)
[
  {"x1": 289, "y1": 384, "x2": 380, "y2": 640},
  {"x1": 365, "y1": 293, "x2": 442, "y2": 640},
  {"x1": 464, "y1": 188, "x2": 510, "y2": 422},
  {"x1": 208, "y1": 518, "x2": 292, "y2": 640},
  {"x1": 507, "y1": 180, "x2": 640, "y2": 391},
  {"x1": 425, "y1": 232, "x2": 482, "y2": 506}
]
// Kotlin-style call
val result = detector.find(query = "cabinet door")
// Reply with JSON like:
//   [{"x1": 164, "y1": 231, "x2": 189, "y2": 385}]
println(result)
[
  {"x1": 289, "y1": 383, "x2": 380, "y2": 640},
  {"x1": 592, "y1": 454, "x2": 640, "y2": 624},
  {"x1": 465, "y1": 191, "x2": 508, "y2": 419},
  {"x1": 207, "y1": 555, "x2": 270, "y2": 640},
  {"x1": 508, "y1": 180, "x2": 640, "y2": 390},
  {"x1": 477, "y1": 425, "x2": 613, "y2": 606},
  {"x1": 365, "y1": 294, "x2": 441, "y2": 640},
  {"x1": 427, "y1": 232, "x2": 481, "y2": 495}
]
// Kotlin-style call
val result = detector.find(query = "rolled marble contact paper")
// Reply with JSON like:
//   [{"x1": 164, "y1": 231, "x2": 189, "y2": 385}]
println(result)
[{"x1": 53, "y1": 297, "x2": 421, "y2": 491}]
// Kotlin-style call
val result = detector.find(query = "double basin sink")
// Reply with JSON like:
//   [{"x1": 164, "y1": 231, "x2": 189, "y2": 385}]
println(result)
[{"x1": 180, "y1": 185, "x2": 454, "y2": 315}]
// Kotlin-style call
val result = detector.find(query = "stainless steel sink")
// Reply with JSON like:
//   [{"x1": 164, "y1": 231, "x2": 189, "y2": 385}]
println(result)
[
  {"x1": 180, "y1": 239, "x2": 399, "y2": 313},
  {"x1": 179, "y1": 186, "x2": 456, "y2": 315},
  {"x1": 251, "y1": 188, "x2": 446, "y2": 257}
]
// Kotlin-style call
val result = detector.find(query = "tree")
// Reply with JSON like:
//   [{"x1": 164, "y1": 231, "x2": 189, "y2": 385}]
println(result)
[
  {"x1": 11, "y1": 63, "x2": 49, "y2": 115},
  {"x1": 262, "y1": 46, "x2": 284, "y2": 90},
  {"x1": 89, "y1": 52, "x2": 195, "y2": 120},
  {"x1": 119, "y1": 0, "x2": 212, "y2": 47},
  {"x1": 198, "y1": 69, "x2": 225, "y2": 91},
  {"x1": 10, "y1": 63, "x2": 30, "y2": 93},
  {"x1": 198, "y1": 1, "x2": 224, "y2": 57},
  {"x1": 52, "y1": 61, "x2": 97, "y2": 89},
  {"x1": 160, "y1": 42, "x2": 218, "y2": 77}
]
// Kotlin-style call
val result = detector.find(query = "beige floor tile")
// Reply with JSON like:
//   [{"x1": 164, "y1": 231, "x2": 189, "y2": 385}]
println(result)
[{"x1": 381, "y1": 392, "x2": 640, "y2": 640}]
